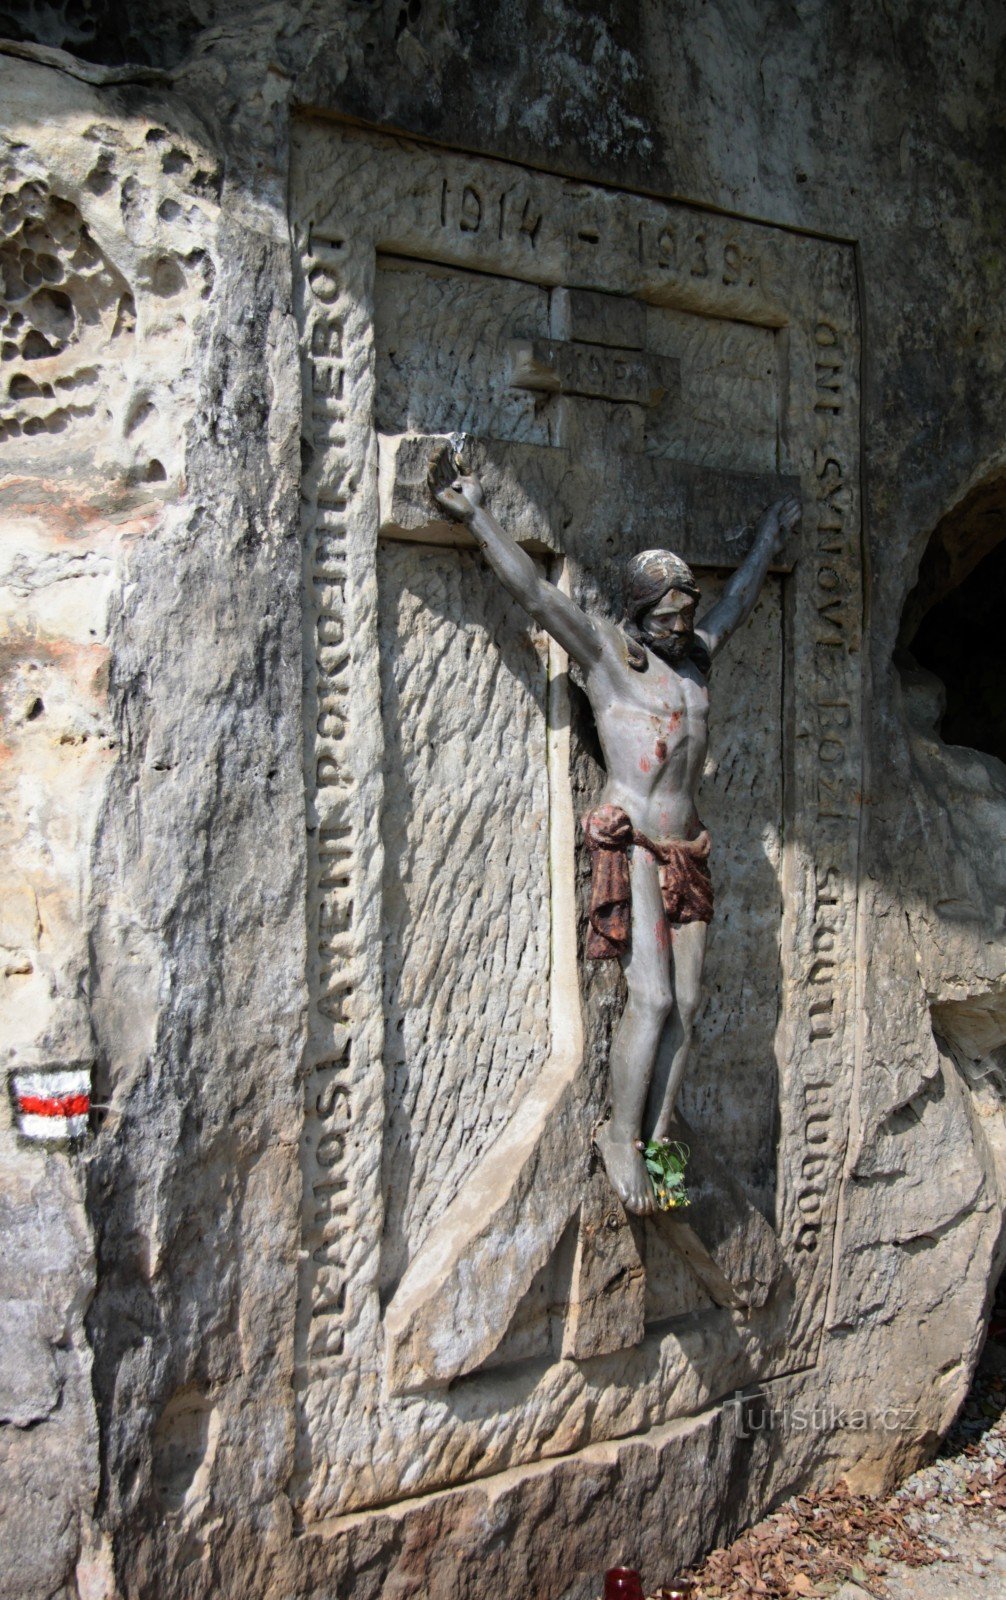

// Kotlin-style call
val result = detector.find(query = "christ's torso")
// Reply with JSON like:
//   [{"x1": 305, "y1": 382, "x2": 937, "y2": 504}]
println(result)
[{"x1": 586, "y1": 623, "x2": 710, "y2": 841}]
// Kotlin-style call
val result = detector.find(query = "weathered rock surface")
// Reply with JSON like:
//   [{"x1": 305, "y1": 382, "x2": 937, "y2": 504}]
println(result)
[{"x1": 1, "y1": 5, "x2": 1005, "y2": 1599}]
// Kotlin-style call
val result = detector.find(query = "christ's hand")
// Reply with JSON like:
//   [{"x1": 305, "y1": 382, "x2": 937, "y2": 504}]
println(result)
[
  {"x1": 777, "y1": 492, "x2": 801, "y2": 534},
  {"x1": 424, "y1": 441, "x2": 603, "y2": 673},
  {"x1": 428, "y1": 440, "x2": 484, "y2": 521},
  {"x1": 762, "y1": 492, "x2": 801, "y2": 554}
]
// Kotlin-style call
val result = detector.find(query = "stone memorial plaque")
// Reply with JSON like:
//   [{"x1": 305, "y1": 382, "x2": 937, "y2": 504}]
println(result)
[{"x1": 291, "y1": 123, "x2": 862, "y2": 1523}]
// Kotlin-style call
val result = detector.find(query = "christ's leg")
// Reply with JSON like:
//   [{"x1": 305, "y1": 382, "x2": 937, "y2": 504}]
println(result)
[
  {"x1": 595, "y1": 849, "x2": 672, "y2": 1216},
  {"x1": 648, "y1": 920, "x2": 708, "y2": 1142}
]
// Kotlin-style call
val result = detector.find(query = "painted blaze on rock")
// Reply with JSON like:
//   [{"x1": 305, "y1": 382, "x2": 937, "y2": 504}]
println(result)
[{"x1": 292, "y1": 122, "x2": 863, "y2": 1520}]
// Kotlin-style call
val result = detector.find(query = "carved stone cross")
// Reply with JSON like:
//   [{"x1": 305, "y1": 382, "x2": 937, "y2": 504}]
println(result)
[{"x1": 375, "y1": 288, "x2": 792, "y2": 1395}]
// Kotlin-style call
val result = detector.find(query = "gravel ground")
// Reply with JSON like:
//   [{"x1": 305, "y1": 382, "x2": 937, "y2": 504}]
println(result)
[
  {"x1": 879, "y1": 1338, "x2": 1006, "y2": 1599},
  {"x1": 673, "y1": 1328, "x2": 1006, "y2": 1599}
]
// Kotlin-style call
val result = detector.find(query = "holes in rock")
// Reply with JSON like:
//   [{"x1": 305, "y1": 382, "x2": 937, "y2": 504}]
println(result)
[
  {"x1": 23, "y1": 409, "x2": 75, "y2": 435},
  {"x1": 898, "y1": 473, "x2": 1006, "y2": 764},
  {"x1": 190, "y1": 168, "x2": 222, "y2": 203},
  {"x1": 9, "y1": 374, "x2": 45, "y2": 400},
  {"x1": 85, "y1": 156, "x2": 115, "y2": 197},
  {"x1": 21, "y1": 330, "x2": 59, "y2": 360},
  {"x1": 144, "y1": 458, "x2": 166, "y2": 483},
  {"x1": 34, "y1": 252, "x2": 63, "y2": 284},
  {"x1": 0, "y1": 174, "x2": 131, "y2": 448},
  {"x1": 119, "y1": 175, "x2": 141, "y2": 226},
  {"x1": 29, "y1": 286, "x2": 74, "y2": 344},
  {"x1": 161, "y1": 147, "x2": 191, "y2": 177},
  {"x1": 146, "y1": 256, "x2": 185, "y2": 298},
  {"x1": 55, "y1": 366, "x2": 98, "y2": 392},
  {"x1": 0, "y1": 178, "x2": 130, "y2": 367}
]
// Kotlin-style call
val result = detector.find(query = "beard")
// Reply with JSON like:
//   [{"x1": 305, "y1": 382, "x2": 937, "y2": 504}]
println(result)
[{"x1": 643, "y1": 632, "x2": 692, "y2": 667}]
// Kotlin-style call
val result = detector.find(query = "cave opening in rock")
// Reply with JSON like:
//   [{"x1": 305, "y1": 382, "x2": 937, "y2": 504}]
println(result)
[{"x1": 899, "y1": 473, "x2": 1006, "y2": 765}]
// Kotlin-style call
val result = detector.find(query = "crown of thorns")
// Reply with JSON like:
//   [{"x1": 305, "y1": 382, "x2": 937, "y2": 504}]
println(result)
[{"x1": 623, "y1": 549, "x2": 701, "y2": 617}]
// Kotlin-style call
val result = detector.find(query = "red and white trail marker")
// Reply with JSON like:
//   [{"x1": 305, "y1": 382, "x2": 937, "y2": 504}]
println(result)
[{"x1": 11, "y1": 1069, "x2": 91, "y2": 1141}]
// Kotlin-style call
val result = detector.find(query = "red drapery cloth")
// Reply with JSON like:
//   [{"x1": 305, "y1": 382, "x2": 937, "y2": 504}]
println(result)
[{"x1": 582, "y1": 804, "x2": 713, "y2": 960}]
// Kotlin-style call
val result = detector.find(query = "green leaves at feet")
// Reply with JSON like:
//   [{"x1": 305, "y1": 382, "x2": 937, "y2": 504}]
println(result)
[{"x1": 644, "y1": 1139, "x2": 690, "y2": 1210}]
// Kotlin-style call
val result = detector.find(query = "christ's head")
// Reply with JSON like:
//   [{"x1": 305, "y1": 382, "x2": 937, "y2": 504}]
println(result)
[{"x1": 622, "y1": 548, "x2": 701, "y2": 668}]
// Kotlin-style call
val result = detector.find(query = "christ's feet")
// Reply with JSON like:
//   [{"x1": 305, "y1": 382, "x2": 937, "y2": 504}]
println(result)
[{"x1": 595, "y1": 1122, "x2": 655, "y2": 1216}]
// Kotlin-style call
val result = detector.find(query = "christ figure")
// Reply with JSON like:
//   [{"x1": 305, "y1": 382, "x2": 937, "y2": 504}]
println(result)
[{"x1": 429, "y1": 443, "x2": 800, "y2": 1216}]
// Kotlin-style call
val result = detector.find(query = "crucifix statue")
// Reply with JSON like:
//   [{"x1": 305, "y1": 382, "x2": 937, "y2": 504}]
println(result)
[{"x1": 430, "y1": 441, "x2": 800, "y2": 1217}]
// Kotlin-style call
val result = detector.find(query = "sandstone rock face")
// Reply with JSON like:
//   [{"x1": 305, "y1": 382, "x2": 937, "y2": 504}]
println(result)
[{"x1": 1, "y1": 6, "x2": 1005, "y2": 1598}]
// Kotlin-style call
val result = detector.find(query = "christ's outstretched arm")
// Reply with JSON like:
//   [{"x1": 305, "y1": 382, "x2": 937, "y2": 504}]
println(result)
[
  {"x1": 695, "y1": 493, "x2": 801, "y2": 659},
  {"x1": 429, "y1": 442, "x2": 603, "y2": 674}
]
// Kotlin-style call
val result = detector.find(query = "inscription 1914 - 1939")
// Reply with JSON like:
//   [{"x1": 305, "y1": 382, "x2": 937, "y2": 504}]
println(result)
[{"x1": 437, "y1": 175, "x2": 765, "y2": 295}]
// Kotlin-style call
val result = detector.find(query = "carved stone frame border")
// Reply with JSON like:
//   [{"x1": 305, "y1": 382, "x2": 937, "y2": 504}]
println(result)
[{"x1": 290, "y1": 119, "x2": 863, "y2": 1523}]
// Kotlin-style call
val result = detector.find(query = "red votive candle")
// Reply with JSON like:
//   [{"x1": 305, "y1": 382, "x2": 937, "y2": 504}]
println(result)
[{"x1": 604, "y1": 1569, "x2": 645, "y2": 1600}]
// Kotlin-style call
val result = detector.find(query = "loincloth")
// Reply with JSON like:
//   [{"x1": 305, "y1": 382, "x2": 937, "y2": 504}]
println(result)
[{"x1": 582, "y1": 803, "x2": 713, "y2": 960}]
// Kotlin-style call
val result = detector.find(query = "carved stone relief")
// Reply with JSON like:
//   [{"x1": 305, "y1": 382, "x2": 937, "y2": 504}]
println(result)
[{"x1": 292, "y1": 123, "x2": 862, "y2": 1523}]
